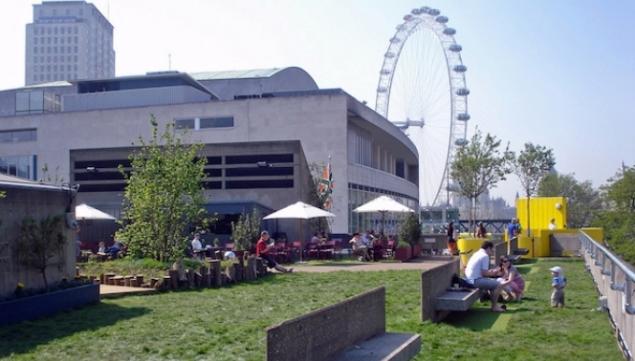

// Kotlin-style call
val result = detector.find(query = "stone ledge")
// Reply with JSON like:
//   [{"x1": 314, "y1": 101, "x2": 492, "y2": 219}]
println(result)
[
  {"x1": 435, "y1": 289, "x2": 481, "y2": 311},
  {"x1": 330, "y1": 332, "x2": 421, "y2": 361}
]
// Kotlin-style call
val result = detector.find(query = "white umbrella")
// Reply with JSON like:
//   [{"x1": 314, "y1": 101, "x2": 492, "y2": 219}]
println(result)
[
  {"x1": 263, "y1": 201, "x2": 335, "y2": 220},
  {"x1": 75, "y1": 203, "x2": 116, "y2": 220},
  {"x1": 353, "y1": 196, "x2": 414, "y2": 235},
  {"x1": 263, "y1": 201, "x2": 335, "y2": 262}
]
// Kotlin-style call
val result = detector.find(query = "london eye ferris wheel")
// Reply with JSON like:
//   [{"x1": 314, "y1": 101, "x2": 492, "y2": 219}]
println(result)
[{"x1": 375, "y1": 6, "x2": 469, "y2": 207}]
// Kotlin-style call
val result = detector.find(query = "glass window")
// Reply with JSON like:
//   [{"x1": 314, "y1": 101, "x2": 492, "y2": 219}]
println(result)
[
  {"x1": 200, "y1": 117, "x2": 234, "y2": 129},
  {"x1": 175, "y1": 118, "x2": 194, "y2": 129},
  {"x1": 15, "y1": 93, "x2": 29, "y2": 113},
  {"x1": 0, "y1": 155, "x2": 37, "y2": 180}
]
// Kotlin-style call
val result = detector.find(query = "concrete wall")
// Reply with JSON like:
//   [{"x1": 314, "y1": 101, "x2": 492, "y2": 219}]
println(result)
[
  {"x1": 420, "y1": 257, "x2": 460, "y2": 322},
  {"x1": 266, "y1": 287, "x2": 385, "y2": 361},
  {"x1": 63, "y1": 86, "x2": 212, "y2": 112},
  {"x1": 0, "y1": 186, "x2": 75, "y2": 299}
]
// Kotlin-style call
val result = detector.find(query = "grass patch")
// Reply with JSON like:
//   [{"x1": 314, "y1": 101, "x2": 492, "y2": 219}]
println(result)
[{"x1": 0, "y1": 259, "x2": 623, "y2": 360}]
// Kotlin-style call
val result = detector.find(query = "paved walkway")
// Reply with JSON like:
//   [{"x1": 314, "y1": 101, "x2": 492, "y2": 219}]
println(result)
[
  {"x1": 100, "y1": 284, "x2": 157, "y2": 298},
  {"x1": 291, "y1": 258, "x2": 452, "y2": 273}
]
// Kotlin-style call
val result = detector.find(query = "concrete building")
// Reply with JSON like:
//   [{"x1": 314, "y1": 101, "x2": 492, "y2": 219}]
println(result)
[
  {"x1": 25, "y1": 0, "x2": 115, "y2": 86},
  {"x1": 0, "y1": 67, "x2": 418, "y2": 238}
]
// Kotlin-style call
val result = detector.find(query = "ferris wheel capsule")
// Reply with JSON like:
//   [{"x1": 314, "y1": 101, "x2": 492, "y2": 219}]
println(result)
[
  {"x1": 390, "y1": 37, "x2": 401, "y2": 44},
  {"x1": 455, "y1": 138, "x2": 468, "y2": 146},
  {"x1": 385, "y1": 52, "x2": 396, "y2": 58},
  {"x1": 377, "y1": 86, "x2": 388, "y2": 93},
  {"x1": 457, "y1": 113, "x2": 471, "y2": 121},
  {"x1": 443, "y1": 28, "x2": 456, "y2": 36},
  {"x1": 380, "y1": 69, "x2": 392, "y2": 75},
  {"x1": 396, "y1": 24, "x2": 405, "y2": 31},
  {"x1": 453, "y1": 65, "x2": 467, "y2": 73},
  {"x1": 436, "y1": 16, "x2": 449, "y2": 23},
  {"x1": 456, "y1": 88, "x2": 470, "y2": 96},
  {"x1": 420, "y1": 6, "x2": 431, "y2": 14},
  {"x1": 411, "y1": 8, "x2": 422, "y2": 15},
  {"x1": 449, "y1": 44, "x2": 462, "y2": 52},
  {"x1": 403, "y1": 14, "x2": 413, "y2": 21},
  {"x1": 428, "y1": 9, "x2": 441, "y2": 16}
]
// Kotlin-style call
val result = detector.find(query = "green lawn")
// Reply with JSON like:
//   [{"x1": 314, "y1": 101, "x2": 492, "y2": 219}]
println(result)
[{"x1": 0, "y1": 259, "x2": 623, "y2": 361}]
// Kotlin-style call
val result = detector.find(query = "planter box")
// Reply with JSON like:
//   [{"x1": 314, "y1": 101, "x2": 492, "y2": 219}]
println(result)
[
  {"x1": 395, "y1": 247, "x2": 412, "y2": 262},
  {"x1": 0, "y1": 283, "x2": 100, "y2": 326}
]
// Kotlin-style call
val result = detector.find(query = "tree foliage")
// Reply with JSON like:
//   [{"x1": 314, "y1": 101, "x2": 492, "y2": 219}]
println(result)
[
  {"x1": 116, "y1": 117, "x2": 207, "y2": 262},
  {"x1": 514, "y1": 143, "x2": 556, "y2": 235},
  {"x1": 398, "y1": 213, "x2": 421, "y2": 251},
  {"x1": 593, "y1": 166, "x2": 635, "y2": 265},
  {"x1": 538, "y1": 172, "x2": 601, "y2": 227},
  {"x1": 16, "y1": 215, "x2": 66, "y2": 290},
  {"x1": 450, "y1": 129, "x2": 513, "y2": 226},
  {"x1": 231, "y1": 209, "x2": 262, "y2": 251}
]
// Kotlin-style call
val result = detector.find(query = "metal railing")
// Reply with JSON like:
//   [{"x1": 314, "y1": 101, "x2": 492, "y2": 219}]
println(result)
[{"x1": 580, "y1": 230, "x2": 635, "y2": 314}]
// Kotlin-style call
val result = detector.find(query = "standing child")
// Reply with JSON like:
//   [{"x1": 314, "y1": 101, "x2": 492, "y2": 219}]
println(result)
[{"x1": 550, "y1": 266, "x2": 566, "y2": 307}]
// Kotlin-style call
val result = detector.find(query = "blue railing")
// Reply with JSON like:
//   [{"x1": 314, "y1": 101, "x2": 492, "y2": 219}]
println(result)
[{"x1": 580, "y1": 230, "x2": 635, "y2": 314}]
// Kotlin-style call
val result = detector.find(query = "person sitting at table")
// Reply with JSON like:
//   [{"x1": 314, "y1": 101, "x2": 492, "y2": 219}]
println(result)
[
  {"x1": 107, "y1": 239, "x2": 123, "y2": 259},
  {"x1": 350, "y1": 232, "x2": 370, "y2": 261},
  {"x1": 372, "y1": 235, "x2": 386, "y2": 261},
  {"x1": 256, "y1": 231, "x2": 293, "y2": 273},
  {"x1": 97, "y1": 241, "x2": 107, "y2": 255}
]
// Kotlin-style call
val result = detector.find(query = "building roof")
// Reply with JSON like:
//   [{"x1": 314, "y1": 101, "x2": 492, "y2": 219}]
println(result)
[
  {"x1": 0, "y1": 174, "x2": 68, "y2": 192},
  {"x1": 189, "y1": 68, "x2": 286, "y2": 81}
]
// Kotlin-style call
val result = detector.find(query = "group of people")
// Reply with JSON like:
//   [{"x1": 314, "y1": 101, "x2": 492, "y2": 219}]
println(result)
[
  {"x1": 348, "y1": 230, "x2": 392, "y2": 262},
  {"x1": 464, "y1": 240, "x2": 566, "y2": 312},
  {"x1": 445, "y1": 221, "x2": 488, "y2": 255},
  {"x1": 97, "y1": 240, "x2": 125, "y2": 259}
]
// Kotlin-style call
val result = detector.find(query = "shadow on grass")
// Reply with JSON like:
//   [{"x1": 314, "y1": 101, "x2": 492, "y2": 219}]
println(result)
[
  {"x1": 445, "y1": 307, "x2": 524, "y2": 332},
  {"x1": 0, "y1": 303, "x2": 149, "y2": 357}
]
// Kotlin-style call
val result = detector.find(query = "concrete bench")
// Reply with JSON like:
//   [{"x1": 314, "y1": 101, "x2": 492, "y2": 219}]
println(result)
[
  {"x1": 266, "y1": 287, "x2": 420, "y2": 361},
  {"x1": 421, "y1": 257, "x2": 484, "y2": 322}
]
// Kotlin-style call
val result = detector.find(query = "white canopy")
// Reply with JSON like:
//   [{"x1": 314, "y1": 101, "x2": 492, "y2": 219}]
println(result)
[
  {"x1": 263, "y1": 201, "x2": 335, "y2": 220},
  {"x1": 75, "y1": 203, "x2": 116, "y2": 220},
  {"x1": 353, "y1": 195, "x2": 414, "y2": 213}
]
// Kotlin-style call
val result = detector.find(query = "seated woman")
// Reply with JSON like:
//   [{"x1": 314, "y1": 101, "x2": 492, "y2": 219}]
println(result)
[
  {"x1": 496, "y1": 256, "x2": 525, "y2": 301},
  {"x1": 349, "y1": 233, "x2": 370, "y2": 261},
  {"x1": 256, "y1": 231, "x2": 292, "y2": 273}
]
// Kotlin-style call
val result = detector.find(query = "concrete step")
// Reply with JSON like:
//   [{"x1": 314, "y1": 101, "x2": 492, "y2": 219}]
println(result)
[{"x1": 330, "y1": 332, "x2": 420, "y2": 361}]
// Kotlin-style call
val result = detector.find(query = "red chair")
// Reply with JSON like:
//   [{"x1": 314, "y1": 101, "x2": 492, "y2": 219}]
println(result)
[
  {"x1": 307, "y1": 243, "x2": 319, "y2": 259},
  {"x1": 319, "y1": 240, "x2": 335, "y2": 259},
  {"x1": 274, "y1": 242, "x2": 289, "y2": 263}
]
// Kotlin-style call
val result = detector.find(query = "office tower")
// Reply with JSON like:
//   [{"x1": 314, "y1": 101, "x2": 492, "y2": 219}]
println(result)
[{"x1": 25, "y1": 0, "x2": 115, "y2": 85}]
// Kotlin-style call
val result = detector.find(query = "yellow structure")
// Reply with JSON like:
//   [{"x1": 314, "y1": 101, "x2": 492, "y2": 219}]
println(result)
[
  {"x1": 516, "y1": 196, "x2": 567, "y2": 232},
  {"x1": 581, "y1": 227, "x2": 604, "y2": 242},
  {"x1": 457, "y1": 236, "x2": 490, "y2": 266}
]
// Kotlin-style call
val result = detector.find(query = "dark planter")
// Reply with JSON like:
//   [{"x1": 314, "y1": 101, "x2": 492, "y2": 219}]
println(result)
[
  {"x1": 0, "y1": 283, "x2": 100, "y2": 326},
  {"x1": 395, "y1": 247, "x2": 412, "y2": 262}
]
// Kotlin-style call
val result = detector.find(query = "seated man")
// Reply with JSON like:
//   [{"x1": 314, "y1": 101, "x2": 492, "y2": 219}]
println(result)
[
  {"x1": 464, "y1": 240, "x2": 506, "y2": 312},
  {"x1": 107, "y1": 240, "x2": 123, "y2": 259},
  {"x1": 191, "y1": 233, "x2": 205, "y2": 259},
  {"x1": 256, "y1": 231, "x2": 292, "y2": 273},
  {"x1": 349, "y1": 233, "x2": 370, "y2": 261}
]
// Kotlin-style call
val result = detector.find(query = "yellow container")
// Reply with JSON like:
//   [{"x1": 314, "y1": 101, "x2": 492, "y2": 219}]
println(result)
[
  {"x1": 517, "y1": 232, "x2": 550, "y2": 258},
  {"x1": 516, "y1": 196, "x2": 567, "y2": 231},
  {"x1": 581, "y1": 227, "x2": 603, "y2": 242},
  {"x1": 457, "y1": 236, "x2": 488, "y2": 266}
]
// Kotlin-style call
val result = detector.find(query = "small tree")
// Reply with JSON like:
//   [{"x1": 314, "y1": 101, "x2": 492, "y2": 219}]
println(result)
[
  {"x1": 514, "y1": 143, "x2": 556, "y2": 236},
  {"x1": 538, "y1": 172, "x2": 601, "y2": 227},
  {"x1": 16, "y1": 215, "x2": 66, "y2": 290},
  {"x1": 399, "y1": 213, "x2": 421, "y2": 253},
  {"x1": 450, "y1": 129, "x2": 513, "y2": 228},
  {"x1": 603, "y1": 165, "x2": 635, "y2": 212},
  {"x1": 231, "y1": 209, "x2": 262, "y2": 251},
  {"x1": 116, "y1": 116, "x2": 207, "y2": 262}
]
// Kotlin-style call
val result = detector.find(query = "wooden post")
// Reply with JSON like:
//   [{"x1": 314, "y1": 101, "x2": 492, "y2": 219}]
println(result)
[
  {"x1": 234, "y1": 262, "x2": 244, "y2": 282},
  {"x1": 226, "y1": 264, "x2": 236, "y2": 283},
  {"x1": 99, "y1": 273, "x2": 105, "y2": 284},
  {"x1": 161, "y1": 276, "x2": 172, "y2": 290},
  {"x1": 135, "y1": 275, "x2": 144, "y2": 287},
  {"x1": 210, "y1": 260, "x2": 221, "y2": 287},
  {"x1": 186, "y1": 269, "x2": 195, "y2": 288},
  {"x1": 168, "y1": 270, "x2": 179, "y2": 290},
  {"x1": 150, "y1": 278, "x2": 159, "y2": 288},
  {"x1": 246, "y1": 256, "x2": 256, "y2": 281}
]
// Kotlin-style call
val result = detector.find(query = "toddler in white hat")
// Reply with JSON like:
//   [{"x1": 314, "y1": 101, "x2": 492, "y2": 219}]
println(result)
[{"x1": 550, "y1": 266, "x2": 566, "y2": 307}]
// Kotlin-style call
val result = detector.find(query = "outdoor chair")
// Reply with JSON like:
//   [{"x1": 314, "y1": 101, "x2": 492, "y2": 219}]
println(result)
[
  {"x1": 318, "y1": 240, "x2": 335, "y2": 259},
  {"x1": 273, "y1": 242, "x2": 289, "y2": 263},
  {"x1": 385, "y1": 240, "x2": 396, "y2": 258},
  {"x1": 307, "y1": 243, "x2": 319, "y2": 260}
]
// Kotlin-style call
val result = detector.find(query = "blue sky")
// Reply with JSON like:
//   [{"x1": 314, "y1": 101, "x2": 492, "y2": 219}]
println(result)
[{"x1": 1, "y1": 0, "x2": 633, "y2": 204}]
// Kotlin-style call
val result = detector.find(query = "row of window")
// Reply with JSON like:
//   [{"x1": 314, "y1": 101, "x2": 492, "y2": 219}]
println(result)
[
  {"x1": 15, "y1": 90, "x2": 61, "y2": 114},
  {"x1": 77, "y1": 179, "x2": 294, "y2": 193},
  {"x1": 34, "y1": 64, "x2": 78, "y2": 72},
  {"x1": 33, "y1": 26, "x2": 80, "y2": 36},
  {"x1": 32, "y1": 73, "x2": 77, "y2": 83},
  {"x1": 73, "y1": 154, "x2": 294, "y2": 170},
  {"x1": 33, "y1": 46, "x2": 79, "y2": 55},
  {"x1": 175, "y1": 117, "x2": 234, "y2": 130},
  {"x1": 0, "y1": 129, "x2": 37, "y2": 143},
  {"x1": 0, "y1": 155, "x2": 37, "y2": 181},
  {"x1": 73, "y1": 167, "x2": 294, "y2": 181},
  {"x1": 32, "y1": 55, "x2": 79, "y2": 64},
  {"x1": 33, "y1": 36, "x2": 79, "y2": 45}
]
